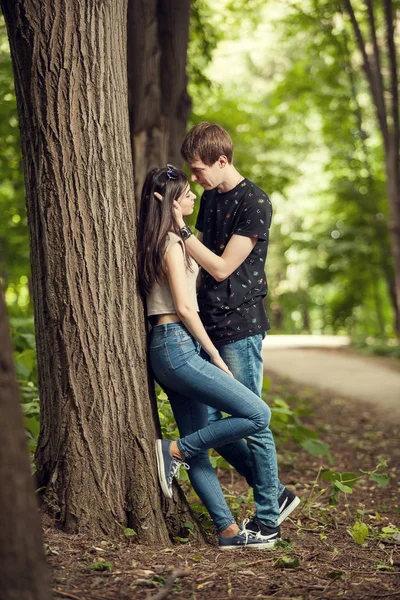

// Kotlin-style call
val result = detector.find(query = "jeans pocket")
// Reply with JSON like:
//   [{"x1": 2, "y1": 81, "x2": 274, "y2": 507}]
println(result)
[
  {"x1": 165, "y1": 337, "x2": 197, "y2": 370},
  {"x1": 149, "y1": 343, "x2": 171, "y2": 380}
]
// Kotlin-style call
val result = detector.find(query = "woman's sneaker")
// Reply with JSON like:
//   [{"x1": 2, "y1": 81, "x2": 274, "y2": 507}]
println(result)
[
  {"x1": 155, "y1": 440, "x2": 189, "y2": 499},
  {"x1": 219, "y1": 525, "x2": 280, "y2": 550},
  {"x1": 278, "y1": 487, "x2": 300, "y2": 525}
]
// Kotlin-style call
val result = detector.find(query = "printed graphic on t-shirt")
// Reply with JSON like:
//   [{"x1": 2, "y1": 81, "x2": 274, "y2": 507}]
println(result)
[{"x1": 195, "y1": 179, "x2": 272, "y2": 346}]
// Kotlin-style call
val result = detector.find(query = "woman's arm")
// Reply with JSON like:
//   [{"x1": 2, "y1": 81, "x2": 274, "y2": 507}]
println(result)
[{"x1": 165, "y1": 243, "x2": 232, "y2": 375}]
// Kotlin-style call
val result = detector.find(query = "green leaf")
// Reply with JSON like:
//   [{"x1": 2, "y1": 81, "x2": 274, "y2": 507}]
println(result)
[
  {"x1": 87, "y1": 562, "x2": 113, "y2": 571},
  {"x1": 301, "y1": 439, "x2": 333, "y2": 464},
  {"x1": 321, "y1": 469, "x2": 339, "y2": 482},
  {"x1": 369, "y1": 472, "x2": 389, "y2": 487},
  {"x1": 375, "y1": 460, "x2": 388, "y2": 469},
  {"x1": 334, "y1": 481, "x2": 353, "y2": 494},
  {"x1": 122, "y1": 528, "x2": 136, "y2": 538},
  {"x1": 15, "y1": 349, "x2": 36, "y2": 372},
  {"x1": 348, "y1": 522, "x2": 369, "y2": 545},
  {"x1": 274, "y1": 555, "x2": 300, "y2": 569},
  {"x1": 339, "y1": 472, "x2": 359, "y2": 488},
  {"x1": 15, "y1": 362, "x2": 31, "y2": 379},
  {"x1": 24, "y1": 416, "x2": 40, "y2": 438}
]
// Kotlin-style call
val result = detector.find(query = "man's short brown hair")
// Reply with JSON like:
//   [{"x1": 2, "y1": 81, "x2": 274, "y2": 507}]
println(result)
[{"x1": 181, "y1": 122, "x2": 233, "y2": 166}]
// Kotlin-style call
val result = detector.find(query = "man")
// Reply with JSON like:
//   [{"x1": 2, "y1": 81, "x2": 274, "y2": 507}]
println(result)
[{"x1": 177, "y1": 122, "x2": 299, "y2": 540}]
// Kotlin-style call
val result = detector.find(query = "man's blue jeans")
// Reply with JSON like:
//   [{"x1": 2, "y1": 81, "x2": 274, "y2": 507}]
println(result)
[
  {"x1": 208, "y1": 334, "x2": 285, "y2": 525},
  {"x1": 149, "y1": 323, "x2": 278, "y2": 531}
]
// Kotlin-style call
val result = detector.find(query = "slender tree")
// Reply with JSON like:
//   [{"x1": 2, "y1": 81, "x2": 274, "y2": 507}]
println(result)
[
  {"x1": 0, "y1": 287, "x2": 51, "y2": 600},
  {"x1": 0, "y1": 0, "x2": 196, "y2": 541},
  {"x1": 342, "y1": 0, "x2": 400, "y2": 335}
]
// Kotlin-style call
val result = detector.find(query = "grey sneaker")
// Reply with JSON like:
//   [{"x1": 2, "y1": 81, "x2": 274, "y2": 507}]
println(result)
[
  {"x1": 155, "y1": 439, "x2": 189, "y2": 499},
  {"x1": 219, "y1": 526, "x2": 279, "y2": 551}
]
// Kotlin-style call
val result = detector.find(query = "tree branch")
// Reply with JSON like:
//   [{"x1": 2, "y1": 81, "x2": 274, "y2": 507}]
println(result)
[{"x1": 342, "y1": 0, "x2": 389, "y2": 147}]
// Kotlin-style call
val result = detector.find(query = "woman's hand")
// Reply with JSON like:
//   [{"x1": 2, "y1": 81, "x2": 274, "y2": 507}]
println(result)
[
  {"x1": 173, "y1": 201, "x2": 185, "y2": 228},
  {"x1": 210, "y1": 352, "x2": 233, "y2": 376}
]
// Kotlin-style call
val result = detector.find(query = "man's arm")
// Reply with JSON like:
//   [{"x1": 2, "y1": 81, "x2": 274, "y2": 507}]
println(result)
[{"x1": 185, "y1": 233, "x2": 257, "y2": 282}]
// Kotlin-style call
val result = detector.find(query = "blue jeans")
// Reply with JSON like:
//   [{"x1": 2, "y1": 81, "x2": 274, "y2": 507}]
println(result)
[
  {"x1": 149, "y1": 323, "x2": 276, "y2": 531},
  {"x1": 207, "y1": 335, "x2": 285, "y2": 525}
]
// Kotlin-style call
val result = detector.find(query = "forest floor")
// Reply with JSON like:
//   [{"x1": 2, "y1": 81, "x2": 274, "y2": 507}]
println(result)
[{"x1": 45, "y1": 368, "x2": 400, "y2": 600}]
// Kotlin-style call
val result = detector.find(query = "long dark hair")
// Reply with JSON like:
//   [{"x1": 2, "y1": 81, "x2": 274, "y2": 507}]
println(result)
[{"x1": 137, "y1": 166, "x2": 191, "y2": 296}]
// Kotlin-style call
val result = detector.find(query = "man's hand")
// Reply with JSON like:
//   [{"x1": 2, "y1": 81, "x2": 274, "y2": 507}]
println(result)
[{"x1": 173, "y1": 201, "x2": 185, "y2": 228}]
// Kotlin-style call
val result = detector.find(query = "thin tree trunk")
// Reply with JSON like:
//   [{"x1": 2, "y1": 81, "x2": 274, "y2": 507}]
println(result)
[
  {"x1": 0, "y1": 288, "x2": 51, "y2": 600},
  {"x1": 343, "y1": 0, "x2": 400, "y2": 335},
  {"x1": 385, "y1": 137, "x2": 400, "y2": 333},
  {"x1": 127, "y1": 0, "x2": 191, "y2": 199},
  {"x1": 0, "y1": 0, "x2": 171, "y2": 542}
]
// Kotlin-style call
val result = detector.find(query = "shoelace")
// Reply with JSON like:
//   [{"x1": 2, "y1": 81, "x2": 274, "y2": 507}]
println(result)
[
  {"x1": 167, "y1": 457, "x2": 190, "y2": 486},
  {"x1": 237, "y1": 527, "x2": 257, "y2": 546},
  {"x1": 242, "y1": 517, "x2": 255, "y2": 531}
]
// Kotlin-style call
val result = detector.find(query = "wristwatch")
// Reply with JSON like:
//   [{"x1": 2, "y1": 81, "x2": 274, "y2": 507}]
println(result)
[{"x1": 180, "y1": 225, "x2": 193, "y2": 241}]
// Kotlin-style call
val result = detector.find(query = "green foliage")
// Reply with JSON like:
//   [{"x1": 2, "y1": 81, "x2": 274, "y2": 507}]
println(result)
[
  {"x1": 0, "y1": 19, "x2": 30, "y2": 310},
  {"x1": 274, "y1": 555, "x2": 300, "y2": 569},
  {"x1": 300, "y1": 439, "x2": 333, "y2": 465},
  {"x1": 10, "y1": 316, "x2": 40, "y2": 453},
  {"x1": 115, "y1": 521, "x2": 137, "y2": 538},
  {"x1": 351, "y1": 337, "x2": 400, "y2": 359},
  {"x1": 321, "y1": 461, "x2": 389, "y2": 505},
  {"x1": 348, "y1": 520, "x2": 370, "y2": 545},
  {"x1": 187, "y1": 0, "x2": 398, "y2": 337}
]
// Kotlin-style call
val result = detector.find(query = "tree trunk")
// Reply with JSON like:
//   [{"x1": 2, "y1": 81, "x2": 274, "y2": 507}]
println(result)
[
  {"x1": 0, "y1": 0, "x2": 177, "y2": 542},
  {"x1": 386, "y1": 135, "x2": 400, "y2": 336},
  {"x1": 0, "y1": 288, "x2": 51, "y2": 600},
  {"x1": 127, "y1": 0, "x2": 192, "y2": 199}
]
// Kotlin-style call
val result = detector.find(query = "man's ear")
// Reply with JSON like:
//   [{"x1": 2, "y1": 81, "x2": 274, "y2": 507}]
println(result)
[
  {"x1": 154, "y1": 192, "x2": 163, "y2": 201},
  {"x1": 217, "y1": 155, "x2": 228, "y2": 168}
]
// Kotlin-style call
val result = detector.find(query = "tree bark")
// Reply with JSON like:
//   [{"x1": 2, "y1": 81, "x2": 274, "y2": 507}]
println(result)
[
  {"x1": 0, "y1": 0, "x2": 173, "y2": 542},
  {"x1": 127, "y1": 0, "x2": 192, "y2": 199},
  {"x1": 0, "y1": 288, "x2": 51, "y2": 600}
]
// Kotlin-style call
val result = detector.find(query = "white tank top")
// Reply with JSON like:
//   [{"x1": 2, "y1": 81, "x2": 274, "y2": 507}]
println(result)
[{"x1": 146, "y1": 232, "x2": 199, "y2": 317}]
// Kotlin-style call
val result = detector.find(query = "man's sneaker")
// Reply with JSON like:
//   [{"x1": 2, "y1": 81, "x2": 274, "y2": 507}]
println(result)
[
  {"x1": 219, "y1": 526, "x2": 280, "y2": 551},
  {"x1": 155, "y1": 440, "x2": 189, "y2": 499},
  {"x1": 242, "y1": 518, "x2": 281, "y2": 544},
  {"x1": 278, "y1": 487, "x2": 300, "y2": 525}
]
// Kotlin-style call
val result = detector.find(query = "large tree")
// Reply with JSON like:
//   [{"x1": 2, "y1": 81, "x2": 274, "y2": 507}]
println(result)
[
  {"x1": 0, "y1": 0, "x2": 195, "y2": 541},
  {"x1": 0, "y1": 287, "x2": 51, "y2": 600},
  {"x1": 127, "y1": 0, "x2": 192, "y2": 197}
]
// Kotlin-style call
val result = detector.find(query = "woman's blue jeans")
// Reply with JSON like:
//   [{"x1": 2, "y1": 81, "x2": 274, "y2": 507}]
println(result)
[
  {"x1": 206, "y1": 334, "x2": 285, "y2": 525},
  {"x1": 149, "y1": 322, "x2": 280, "y2": 530}
]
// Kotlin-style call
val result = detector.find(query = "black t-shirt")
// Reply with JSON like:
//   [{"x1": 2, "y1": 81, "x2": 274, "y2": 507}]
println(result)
[{"x1": 195, "y1": 178, "x2": 272, "y2": 347}]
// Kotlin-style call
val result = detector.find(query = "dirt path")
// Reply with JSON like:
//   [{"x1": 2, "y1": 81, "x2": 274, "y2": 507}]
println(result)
[{"x1": 262, "y1": 339, "x2": 400, "y2": 418}]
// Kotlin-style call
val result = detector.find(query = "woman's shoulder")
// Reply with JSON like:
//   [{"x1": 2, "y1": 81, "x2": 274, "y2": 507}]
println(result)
[{"x1": 166, "y1": 231, "x2": 184, "y2": 251}]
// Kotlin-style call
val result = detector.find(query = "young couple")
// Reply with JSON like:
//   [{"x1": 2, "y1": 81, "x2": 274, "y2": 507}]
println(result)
[{"x1": 138, "y1": 123, "x2": 299, "y2": 550}]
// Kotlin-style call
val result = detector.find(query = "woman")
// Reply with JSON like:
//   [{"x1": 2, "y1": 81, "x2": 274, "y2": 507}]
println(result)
[{"x1": 138, "y1": 165, "x2": 280, "y2": 550}]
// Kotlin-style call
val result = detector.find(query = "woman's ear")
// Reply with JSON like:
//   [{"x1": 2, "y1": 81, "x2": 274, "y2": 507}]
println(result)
[{"x1": 154, "y1": 192, "x2": 163, "y2": 201}]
